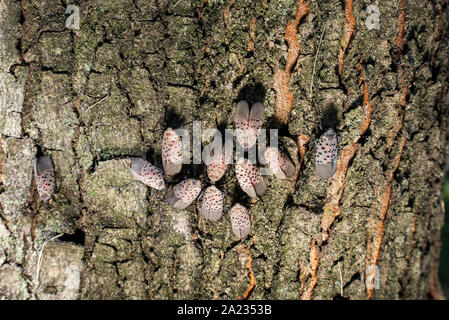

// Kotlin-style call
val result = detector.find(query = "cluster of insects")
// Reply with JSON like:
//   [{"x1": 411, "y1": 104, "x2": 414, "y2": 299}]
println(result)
[{"x1": 34, "y1": 100, "x2": 339, "y2": 239}]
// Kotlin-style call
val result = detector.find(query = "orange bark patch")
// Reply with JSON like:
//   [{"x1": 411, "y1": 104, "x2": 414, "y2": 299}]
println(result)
[
  {"x1": 321, "y1": 144, "x2": 357, "y2": 242},
  {"x1": 247, "y1": 17, "x2": 257, "y2": 53},
  {"x1": 365, "y1": 137, "x2": 406, "y2": 299},
  {"x1": 338, "y1": 0, "x2": 355, "y2": 76},
  {"x1": 288, "y1": 134, "x2": 310, "y2": 194},
  {"x1": 274, "y1": 70, "x2": 293, "y2": 124},
  {"x1": 357, "y1": 80, "x2": 373, "y2": 140},
  {"x1": 396, "y1": 0, "x2": 406, "y2": 51},
  {"x1": 274, "y1": 0, "x2": 309, "y2": 124},
  {"x1": 297, "y1": 134, "x2": 310, "y2": 169},
  {"x1": 300, "y1": 238, "x2": 319, "y2": 300},
  {"x1": 285, "y1": 0, "x2": 309, "y2": 77},
  {"x1": 242, "y1": 246, "x2": 256, "y2": 299}
]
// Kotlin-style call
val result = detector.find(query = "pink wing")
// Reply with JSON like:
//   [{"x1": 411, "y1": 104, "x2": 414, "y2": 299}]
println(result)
[
  {"x1": 166, "y1": 178, "x2": 201, "y2": 210},
  {"x1": 162, "y1": 128, "x2": 183, "y2": 176},
  {"x1": 230, "y1": 204, "x2": 251, "y2": 239},
  {"x1": 34, "y1": 156, "x2": 55, "y2": 202},
  {"x1": 235, "y1": 160, "x2": 266, "y2": 198},
  {"x1": 201, "y1": 186, "x2": 224, "y2": 221},
  {"x1": 130, "y1": 158, "x2": 165, "y2": 190}
]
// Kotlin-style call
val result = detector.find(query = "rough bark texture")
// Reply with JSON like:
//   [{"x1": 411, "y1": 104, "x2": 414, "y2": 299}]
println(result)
[{"x1": 1, "y1": 0, "x2": 448, "y2": 300}]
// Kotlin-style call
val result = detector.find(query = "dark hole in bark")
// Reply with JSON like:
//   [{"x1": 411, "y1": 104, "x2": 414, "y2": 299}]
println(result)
[
  {"x1": 236, "y1": 82, "x2": 266, "y2": 106},
  {"x1": 58, "y1": 229, "x2": 86, "y2": 246},
  {"x1": 321, "y1": 103, "x2": 339, "y2": 130},
  {"x1": 164, "y1": 107, "x2": 186, "y2": 129}
]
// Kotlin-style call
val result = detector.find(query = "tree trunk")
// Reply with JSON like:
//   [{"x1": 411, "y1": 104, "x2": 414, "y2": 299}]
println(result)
[{"x1": 1, "y1": 0, "x2": 448, "y2": 300}]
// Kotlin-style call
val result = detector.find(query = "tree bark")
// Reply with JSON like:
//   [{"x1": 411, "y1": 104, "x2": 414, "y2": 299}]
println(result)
[{"x1": 1, "y1": 0, "x2": 448, "y2": 300}]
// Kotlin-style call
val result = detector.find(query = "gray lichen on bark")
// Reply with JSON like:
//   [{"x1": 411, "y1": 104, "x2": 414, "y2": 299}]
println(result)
[{"x1": 0, "y1": 0, "x2": 448, "y2": 300}]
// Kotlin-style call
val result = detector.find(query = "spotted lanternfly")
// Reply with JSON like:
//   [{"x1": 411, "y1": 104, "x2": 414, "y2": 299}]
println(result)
[
  {"x1": 265, "y1": 147, "x2": 296, "y2": 179},
  {"x1": 162, "y1": 127, "x2": 183, "y2": 176},
  {"x1": 33, "y1": 156, "x2": 55, "y2": 202},
  {"x1": 130, "y1": 157, "x2": 165, "y2": 190},
  {"x1": 229, "y1": 203, "x2": 251, "y2": 239},
  {"x1": 315, "y1": 128, "x2": 338, "y2": 179},
  {"x1": 166, "y1": 178, "x2": 202, "y2": 210},
  {"x1": 235, "y1": 100, "x2": 264, "y2": 149},
  {"x1": 200, "y1": 185, "x2": 224, "y2": 222},
  {"x1": 235, "y1": 159, "x2": 266, "y2": 199},
  {"x1": 206, "y1": 148, "x2": 227, "y2": 183}
]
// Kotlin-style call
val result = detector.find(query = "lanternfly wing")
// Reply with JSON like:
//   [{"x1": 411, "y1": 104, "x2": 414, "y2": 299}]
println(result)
[
  {"x1": 249, "y1": 102, "x2": 264, "y2": 131},
  {"x1": 246, "y1": 161, "x2": 266, "y2": 196},
  {"x1": 166, "y1": 178, "x2": 202, "y2": 210},
  {"x1": 236, "y1": 161, "x2": 256, "y2": 198},
  {"x1": 229, "y1": 204, "x2": 251, "y2": 239},
  {"x1": 235, "y1": 101, "x2": 264, "y2": 149},
  {"x1": 235, "y1": 160, "x2": 266, "y2": 198},
  {"x1": 315, "y1": 128, "x2": 338, "y2": 179},
  {"x1": 279, "y1": 151, "x2": 296, "y2": 178},
  {"x1": 246, "y1": 102, "x2": 264, "y2": 149},
  {"x1": 201, "y1": 186, "x2": 224, "y2": 222},
  {"x1": 34, "y1": 156, "x2": 55, "y2": 202},
  {"x1": 265, "y1": 147, "x2": 296, "y2": 179},
  {"x1": 235, "y1": 100, "x2": 250, "y2": 148},
  {"x1": 162, "y1": 128, "x2": 183, "y2": 176},
  {"x1": 206, "y1": 148, "x2": 227, "y2": 183},
  {"x1": 130, "y1": 158, "x2": 165, "y2": 190}
]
